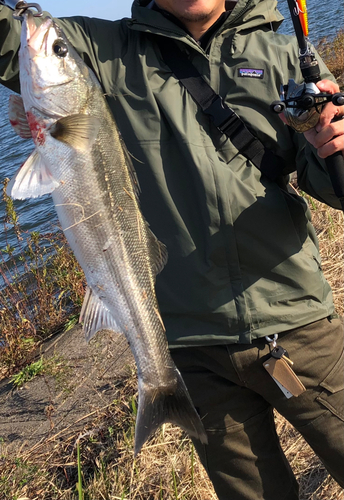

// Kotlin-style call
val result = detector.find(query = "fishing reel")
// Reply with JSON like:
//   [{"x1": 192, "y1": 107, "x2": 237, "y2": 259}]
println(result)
[
  {"x1": 271, "y1": 79, "x2": 344, "y2": 133},
  {"x1": 0, "y1": 0, "x2": 42, "y2": 18}
]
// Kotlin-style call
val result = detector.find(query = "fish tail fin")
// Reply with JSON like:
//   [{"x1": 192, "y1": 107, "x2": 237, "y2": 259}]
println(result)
[{"x1": 134, "y1": 369, "x2": 208, "y2": 456}]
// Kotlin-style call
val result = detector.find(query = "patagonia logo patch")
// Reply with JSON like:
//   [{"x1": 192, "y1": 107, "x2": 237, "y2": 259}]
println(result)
[{"x1": 238, "y1": 68, "x2": 264, "y2": 79}]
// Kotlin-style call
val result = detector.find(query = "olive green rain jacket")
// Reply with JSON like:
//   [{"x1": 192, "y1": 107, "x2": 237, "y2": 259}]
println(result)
[{"x1": 0, "y1": 0, "x2": 339, "y2": 346}]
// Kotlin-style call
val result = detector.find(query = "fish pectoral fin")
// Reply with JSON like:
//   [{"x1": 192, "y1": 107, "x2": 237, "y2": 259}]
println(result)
[
  {"x1": 50, "y1": 114, "x2": 101, "y2": 151},
  {"x1": 8, "y1": 94, "x2": 32, "y2": 139},
  {"x1": 148, "y1": 228, "x2": 168, "y2": 276},
  {"x1": 80, "y1": 286, "x2": 121, "y2": 342},
  {"x1": 7, "y1": 150, "x2": 59, "y2": 200}
]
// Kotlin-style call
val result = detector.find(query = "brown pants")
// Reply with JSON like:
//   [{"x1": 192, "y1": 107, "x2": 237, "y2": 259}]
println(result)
[{"x1": 171, "y1": 317, "x2": 344, "y2": 500}]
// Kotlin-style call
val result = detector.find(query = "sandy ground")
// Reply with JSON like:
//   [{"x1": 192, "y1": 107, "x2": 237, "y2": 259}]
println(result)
[{"x1": 0, "y1": 326, "x2": 133, "y2": 454}]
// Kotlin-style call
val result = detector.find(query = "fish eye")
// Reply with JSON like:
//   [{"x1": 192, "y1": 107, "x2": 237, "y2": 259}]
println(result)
[{"x1": 53, "y1": 39, "x2": 68, "y2": 58}]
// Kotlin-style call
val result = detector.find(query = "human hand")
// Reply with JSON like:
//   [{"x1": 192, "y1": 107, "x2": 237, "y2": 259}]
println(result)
[{"x1": 303, "y1": 79, "x2": 344, "y2": 159}]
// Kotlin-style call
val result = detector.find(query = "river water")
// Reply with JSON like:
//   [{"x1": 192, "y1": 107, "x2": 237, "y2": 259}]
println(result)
[
  {"x1": 277, "y1": 0, "x2": 344, "y2": 39},
  {"x1": 0, "y1": 0, "x2": 343, "y2": 257}
]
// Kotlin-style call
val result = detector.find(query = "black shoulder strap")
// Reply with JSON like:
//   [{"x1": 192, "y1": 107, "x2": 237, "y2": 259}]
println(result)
[{"x1": 159, "y1": 37, "x2": 285, "y2": 182}]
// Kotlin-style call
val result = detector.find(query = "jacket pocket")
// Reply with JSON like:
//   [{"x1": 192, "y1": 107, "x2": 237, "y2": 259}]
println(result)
[{"x1": 316, "y1": 350, "x2": 344, "y2": 421}]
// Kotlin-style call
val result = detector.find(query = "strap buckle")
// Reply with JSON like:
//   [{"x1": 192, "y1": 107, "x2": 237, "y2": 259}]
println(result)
[{"x1": 204, "y1": 96, "x2": 242, "y2": 136}]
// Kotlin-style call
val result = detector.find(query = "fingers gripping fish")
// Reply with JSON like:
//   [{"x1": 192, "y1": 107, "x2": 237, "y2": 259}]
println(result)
[{"x1": 7, "y1": 11, "x2": 207, "y2": 455}]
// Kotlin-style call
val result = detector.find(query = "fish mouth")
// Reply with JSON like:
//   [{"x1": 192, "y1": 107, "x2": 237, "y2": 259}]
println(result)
[{"x1": 21, "y1": 11, "x2": 54, "y2": 55}]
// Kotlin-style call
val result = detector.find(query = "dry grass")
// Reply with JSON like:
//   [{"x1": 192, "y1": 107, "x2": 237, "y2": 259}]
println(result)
[
  {"x1": 276, "y1": 194, "x2": 344, "y2": 500},
  {"x1": 276, "y1": 415, "x2": 344, "y2": 500},
  {"x1": 317, "y1": 30, "x2": 344, "y2": 90},
  {"x1": 305, "y1": 195, "x2": 344, "y2": 316},
  {"x1": 0, "y1": 374, "x2": 217, "y2": 500},
  {"x1": 0, "y1": 179, "x2": 86, "y2": 380},
  {"x1": 0, "y1": 31, "x2": 343, "y2": 500},
  {"x1": 0, "y1": 194, "x2": 343, "y2": 500}
]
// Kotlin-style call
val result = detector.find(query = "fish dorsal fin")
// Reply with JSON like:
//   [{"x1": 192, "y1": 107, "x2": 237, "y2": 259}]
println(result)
[
  {"x1": 121, "y1": 143, "x2": 167, "y2": 274},
  {"x1": 79, "y1": 287, "x2": 121, "y2": 342},
  {"x1": 50, "y1": 114, "x2": 101, "y2": 151},
  {"x1": 148, "y1": 229, "x2": 168, "y2": 276},
  {"x1": 8, "y1": 94, "x2": 32, "y2": 139},
  {"x1": 121, "y1": 143, "x2": 167, "y2": 275},
  {"x1": 119, "y1": 140, "x2": 167, "y2": 274},
  {"x1": 6, "y1": 149, "x2": 59, "y2": 199}
]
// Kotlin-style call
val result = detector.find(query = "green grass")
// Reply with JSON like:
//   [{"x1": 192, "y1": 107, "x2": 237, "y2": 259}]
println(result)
[
  {"x1": 77, "y1": 442, "x2": 84, "y2": 500},
  {"x1": 0, "y1": 30, "x2": 343, "y2": 500},
  {"x1": 10, "y1": 357, "x2": 44, "y2": 387},
  {"x1": 0, "y1": 179, "x2": 86, "y2": 380},
  {"x1": 9, "y1": 354, "x2": 71, "y2": 391}
]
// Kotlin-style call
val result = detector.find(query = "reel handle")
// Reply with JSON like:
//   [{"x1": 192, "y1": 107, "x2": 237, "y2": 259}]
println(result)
[{"x1": 332, "y1": 93, "x2": 344, "y2": 107}]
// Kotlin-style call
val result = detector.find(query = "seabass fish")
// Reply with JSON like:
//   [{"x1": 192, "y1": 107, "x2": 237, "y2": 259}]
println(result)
[{"x1": 8, "y1": 12, "x2": 207, "y2": 454}]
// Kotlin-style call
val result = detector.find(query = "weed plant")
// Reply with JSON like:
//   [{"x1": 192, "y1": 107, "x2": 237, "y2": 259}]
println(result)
[
  {"x1": 0, "y1": 188, "x2": 342, "y2": 500},
  {"x1": 0, "y1": 179, "x2": 86, "y2": 379},
  {"x1": 0, "y1": 31, "x2": 343, "y2": 500},
  {"x1": 316, "y1": 29, "x2": 344, "y2": 89},
  {"x1": 0, "y1": 360, "x2": 343, "y2": 499}
]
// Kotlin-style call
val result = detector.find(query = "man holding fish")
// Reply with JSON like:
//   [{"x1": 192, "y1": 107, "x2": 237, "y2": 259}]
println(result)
[{"x1": 0, "y1": 0, "x2": 343, "y2": 499}]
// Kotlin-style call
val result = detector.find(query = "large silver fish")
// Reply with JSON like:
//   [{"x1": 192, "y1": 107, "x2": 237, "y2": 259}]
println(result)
[{"x1": 7, "y1": 12, "x2": 207, "y2": 455}]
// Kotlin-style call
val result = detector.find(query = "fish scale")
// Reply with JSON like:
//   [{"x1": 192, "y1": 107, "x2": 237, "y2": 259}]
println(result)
[{"x1": 7, "y1": 10, "x2": 207, "y2": 455}]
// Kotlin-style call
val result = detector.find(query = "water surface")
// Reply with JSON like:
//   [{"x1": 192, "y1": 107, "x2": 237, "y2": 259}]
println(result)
[{"x1": 0, "y1": 0, "x2": 343, "y2": 256}]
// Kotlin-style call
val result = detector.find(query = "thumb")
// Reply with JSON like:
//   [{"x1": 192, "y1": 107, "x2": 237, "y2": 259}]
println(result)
[
  {"x1": 315, "y1": 80, "x2": 342, "y2": 131},
  {"x1": 316, "y1": 79, "x2": 340, "y2": 94}
]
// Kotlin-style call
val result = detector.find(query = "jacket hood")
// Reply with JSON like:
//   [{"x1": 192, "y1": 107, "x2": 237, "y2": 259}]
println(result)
[{"x1": 132, "y1": 0, "x2": 284, "y2": 33}]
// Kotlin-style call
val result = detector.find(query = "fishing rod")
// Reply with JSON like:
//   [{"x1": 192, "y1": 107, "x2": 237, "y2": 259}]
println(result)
[
  {"x1": 271, "y1": 0, "x2": 344, "y2": 211},
  {"x1": 2, "y1": 1, "x2": 344, "y2": 207}
]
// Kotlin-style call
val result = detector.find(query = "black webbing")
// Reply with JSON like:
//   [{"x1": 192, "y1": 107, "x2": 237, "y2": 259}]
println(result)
[{"x1": 159, "y1": 37, "x2": 284, "y2": 181}]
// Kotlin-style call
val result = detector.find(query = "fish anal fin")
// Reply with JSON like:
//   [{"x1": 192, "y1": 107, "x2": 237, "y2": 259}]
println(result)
[
  {"x1": 50, "y1": 114, "x2": 101, "y2": 151},
  {"x1": 8, "y1": 94, "x2": 32, "y2": 139},
  {"x1": 79, "y1": 287, "x2": 121, "y2": 341},
  {"x1": 6, "y1": 150, "x2": 59, "y2": 200}
]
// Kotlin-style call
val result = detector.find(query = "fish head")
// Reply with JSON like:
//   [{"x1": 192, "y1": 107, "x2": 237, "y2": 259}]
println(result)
[{"x1": 19, "y1": 12, "x2": 92, "y2": 120}]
